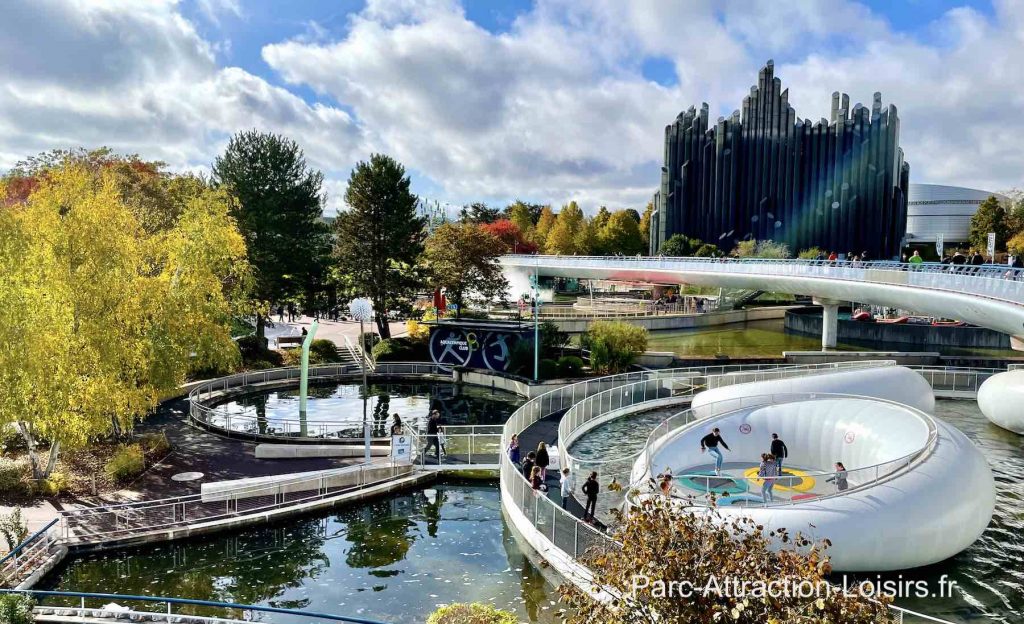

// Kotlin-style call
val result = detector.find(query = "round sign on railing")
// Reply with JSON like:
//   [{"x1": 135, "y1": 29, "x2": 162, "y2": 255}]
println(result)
[{"x1": 739, "y1": 423, "x2": 752, "y2": 434}]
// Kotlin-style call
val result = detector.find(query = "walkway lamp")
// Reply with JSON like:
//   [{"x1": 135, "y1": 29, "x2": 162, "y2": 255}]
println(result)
[{"x1": 349, "y1": 297, "x2": 374, "y2": 462}]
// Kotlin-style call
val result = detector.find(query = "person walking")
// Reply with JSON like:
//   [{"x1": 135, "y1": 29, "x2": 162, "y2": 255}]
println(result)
[
  {"x1": 827, "y1": 462, "x2": 849, "y2": 491},
  {"x1": 507, "y1": 434, "x2": 521, "y2": 465},
  {"x1": 770, "y1": 433, "x2": 788, "y2": 473},
  {"x1": 522, "y1": 452, "x2": 536, "y2": 481},
  {"x1": 535, "y1": 442, "x2": 550, "y2": 481},
  {"x1": 700, "y1": 427, "x2": 730, "y2": 475},
  {"x1": 390, "y1": 413, "x2": 404, "y2": 435},
  {"x1": 909, "y1": 250, "x2": 924, "y2": 267},
  {"x1": 582, "y1": 472, "x2": 600, "y2": 522},
  {"x1": 970, "y1": 250, "x2": 984, "y2": 266},
  {"x1": 758, "y1": 453, "x2": 778, "y2": 503},
  {"x1": 277, "y1": 305, "x2": 285, "y2": 323},
  {"x1": 560, "y1": 468, "x2": 574, "y2": 509},
  {"x1": 423, "y1": 410, "x2": 443, "y2": 463}
]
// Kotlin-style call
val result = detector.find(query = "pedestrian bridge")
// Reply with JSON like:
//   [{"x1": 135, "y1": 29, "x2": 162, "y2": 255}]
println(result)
[{"x1": 500, "y1": 254, "x2": 1024, "y2": 346}]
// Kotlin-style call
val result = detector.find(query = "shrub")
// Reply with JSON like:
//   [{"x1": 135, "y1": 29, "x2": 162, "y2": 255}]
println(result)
[
  {"x1": 406, "y1": 318, "x2": 431, "y2": 342},
  {"x1": 0, "y1": 508, "x2": 29, "y2": 552},
  {"x1": 557, "y1": 355, "x2": 584, "y2": 377},
  {"x1": 236, "y1": 335, "x2": 283, "y2": 370},
  {"x1": 279, "y1": 348, "x2": 302, "y2": 366},
  {"x1": 559, "y1": 498, "x2": 894, "y2": 624},
  {"x1": 360, "y1": 332, "x2": 381, "y2": 351},
  {"x1": 0, "y1": 457, "x2": 29, "y2": 497},
  {"x1": 105, "y1": 444, "x2": 146, "y2": 483},
  {"x1": 0, "y1": 424, "x2": 24, "y2": 453},
  {"x1": 0, "y1": 592, "x2": 34, "y2": 624},
  {"x1": 309, "y1": 339, "x2": 341, "y2": 363},
  {"x1": 427, "y1": 603, "x2": 516, "y2": 624},
  {"x1": 732, "y1": 239, "x2": 791, "y2": 259},
  {"x1": 798, "y1": 246, "x2": 825, "y2": 260},
  {"x1": 538, "y1": 358, "x2": 559, "y2": 379},
  {"x1": 372, "y1": 337, "x2": 429, "y2": 362},
  {"x1": 140, "y1": 432, "x2": 170, "y2": 456},
  {"x1": 33, "y1": 472, "x2": 69, "y2": 497},
  {"x1": 584, "y1": 320, "x2": 648, "y2": 374}
]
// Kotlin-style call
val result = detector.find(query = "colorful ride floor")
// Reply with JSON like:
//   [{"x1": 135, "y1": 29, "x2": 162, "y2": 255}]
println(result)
[{"x1": 666, "y1": 461, "x2": 839, "y2": 506}]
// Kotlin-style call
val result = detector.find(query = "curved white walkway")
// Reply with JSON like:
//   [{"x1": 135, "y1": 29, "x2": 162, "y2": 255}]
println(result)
[{"x1": 500, "y1": 255, "x2": 1024, "y2": 338}]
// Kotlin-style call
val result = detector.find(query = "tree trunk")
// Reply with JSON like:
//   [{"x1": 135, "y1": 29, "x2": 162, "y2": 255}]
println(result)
[
  {"x1": 16, "y1": 422, "x2": 43, "y2": 480},
  {"x1": 44, "y1": 441, "x2": 61, "y2": 479},
  {"x1": 256, "y1": 314, "x2": 267, "y2": 347},
  {"x1": 376, "y1": 314, "x2": 391, "y2": 340}
]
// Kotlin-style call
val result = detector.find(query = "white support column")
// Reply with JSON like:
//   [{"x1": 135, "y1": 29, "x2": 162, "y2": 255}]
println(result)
[{"x1": 813, "y1": 298, "x2": 841, "y2": 350}]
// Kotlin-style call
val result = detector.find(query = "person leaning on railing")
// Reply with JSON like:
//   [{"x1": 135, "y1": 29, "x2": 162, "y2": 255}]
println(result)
[{"x1": 826, "y1": 462, "x2": 849, "y2": 491}]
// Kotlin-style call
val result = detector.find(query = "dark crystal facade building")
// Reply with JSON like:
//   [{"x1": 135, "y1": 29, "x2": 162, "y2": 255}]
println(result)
[{"x1": 650, "y1": 60, "x2": 910, "y2": 259}]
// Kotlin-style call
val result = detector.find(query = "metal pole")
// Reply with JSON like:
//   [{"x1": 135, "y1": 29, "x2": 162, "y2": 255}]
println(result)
[
  {"x1": 533, "y1": 275, "x2": 540, "y2": 381},
  {"x1": 298, "y1": 320, "x2": 319, "y2": 438},
  {"x1": 362, "y1": 319, "x2": 370, "y2": 463}
]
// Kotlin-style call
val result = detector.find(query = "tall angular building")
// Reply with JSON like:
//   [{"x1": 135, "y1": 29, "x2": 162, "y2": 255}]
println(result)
[{"x1": 650, "y1": 60, "x2": 910, "y2": 259}]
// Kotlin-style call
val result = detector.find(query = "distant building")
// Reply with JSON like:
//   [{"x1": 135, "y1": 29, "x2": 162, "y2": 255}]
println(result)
[
  {"x1": 905, "y1": 183, "x2": 1008, "y2": 247},
  {"x1": 651, "y1": 60, "x2": 910, "y2": 259}
]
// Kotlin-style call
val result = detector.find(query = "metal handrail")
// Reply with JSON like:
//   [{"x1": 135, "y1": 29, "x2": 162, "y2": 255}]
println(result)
[
  {"x1": 1, "y1": 589, "x2": 389, "y2": 624},
  {"x1": 0, "y1": 518, "x2": 57, "y2": 566}
]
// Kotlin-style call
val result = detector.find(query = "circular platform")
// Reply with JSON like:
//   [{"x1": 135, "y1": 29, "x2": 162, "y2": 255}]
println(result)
[
  {"x1": 675, "y1": 470, "x2": 747, "y2": 495},
  {"x1": 741, "y1": 466, "x2": 816, "y2": 492}
]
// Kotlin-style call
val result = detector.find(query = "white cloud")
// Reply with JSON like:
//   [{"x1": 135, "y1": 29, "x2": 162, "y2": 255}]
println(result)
[{"x1": 1, "y1": 0, "x2": 1022, "y2": 215}]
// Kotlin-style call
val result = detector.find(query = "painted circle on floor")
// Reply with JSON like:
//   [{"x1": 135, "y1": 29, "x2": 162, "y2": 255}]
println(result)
[
  {"x1": 675, "y1": 470, "x2": 748, "y2": 495},
  {"x1": 717, "y1": 494, "x2": 766, "y2": 507},
  {"x1": 742, "y1": 466, "x2": 817, "y2": 492}
]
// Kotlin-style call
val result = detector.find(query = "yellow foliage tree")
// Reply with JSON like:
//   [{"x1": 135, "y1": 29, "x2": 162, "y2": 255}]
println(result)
[
  {"x1": 0, "y1": 163, "x2": 249, "y2": 478},
  {"x1": 532, "y1": 206, "x2": 556, "y2": 248},
  {"x1": 545, "y1": 201, "x2": 585, "y2": 254}
]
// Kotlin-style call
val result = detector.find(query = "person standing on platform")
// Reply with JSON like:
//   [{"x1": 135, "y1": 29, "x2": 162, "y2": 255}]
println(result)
[
  {"x1": 535, "y1": 442, "x2": 550, "y2": 481},
  {"x1": 582, "y1": 472, "x2": 600, "y2": 522},
  {"x1": 507, "y1": 434, "x2": 521, "y2": 465},
  {"x1": 423, "y1": 410, "x2": 443, "y2": 463},
  {"x1": 700, "y1": 428, "x2": 730, "y2": 475},
  {"x1": 770, "y1": 433, "x2": 788, "y2": 473},
  {"x1": 758, "y1": 453, "x2": 778, "y2": 502},
  {"x1": 522, "y1": 452, "x2": 536, "y2": 480},
  {"x1": 560, "y1": 468, "x2": 574, "y2": 509},
  {"x1": 390, "y1": 414, "x2": 404, "y2": 435}
]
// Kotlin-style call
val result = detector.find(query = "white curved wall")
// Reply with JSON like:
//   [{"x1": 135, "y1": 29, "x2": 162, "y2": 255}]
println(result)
[
  {"x1": 651, "y1": 398, "x2": 930, "y2": 483},
  {"x1": 978, "y1": 370, "x2": 1024, "y2": 434},
  {"x1": 691, "y1": 366, "x2": 936, "y2": 416},
  {"x1": 906, "y1": 183, "x2": 1007, "y2": 243}
]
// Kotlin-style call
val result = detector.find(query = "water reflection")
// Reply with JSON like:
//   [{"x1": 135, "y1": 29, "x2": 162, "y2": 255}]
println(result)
[{"x1": 43, "y1": 483, "x2": 560, "y2": 623}]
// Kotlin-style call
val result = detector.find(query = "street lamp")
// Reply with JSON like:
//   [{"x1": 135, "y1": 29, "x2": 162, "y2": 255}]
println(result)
[
  {"x1": 529, "y1": 273, "x2": 539, "y2": 381},
  {"x1": 349, "y1": 297, "x2": 374, "y2": 462}
]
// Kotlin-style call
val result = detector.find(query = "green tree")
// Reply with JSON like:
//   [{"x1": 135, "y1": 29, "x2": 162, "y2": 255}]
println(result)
[
  {"x1": 334, "y1": 154, "x2": 426, "y2": 339},
  {"x1": 423, "y1": 223, "x2": 509, "y2": 315},
  {"x1": 583, "y1": 320, "x2": 648, "y2": 374},
  {"x1": 505, "y1": 200, "x2": 536, "y2": 239},
  {"x1": 592, "y1": 206, "x2": 612, "y2": 231},
  {"x1": 559, "y1": 499, "x2": 894, "y2": 623},
  {"x1": 574, "y1": 216, "x2": 600, "y2": 255},
  {"x1": 546, "y1": 201, "x2": 585, "y2": 254},
  {"x1": 623, "y1": 208, "x2": 641, "y2": 223},
  {"x1": 533, "y1": 206, "x2": 557, "y2": 248},
  {"x1": 660, "y1": 234, "x2": 699, "y2": 256},
  {"x1": 733, "y1": 239, "x2": 791, "y2": 259},
  {"x1": 968, "y1": 196, "x2": 1009, "y2": 252},
  {"x1": 459, "y1": 202, "x2": 500, "y2": 224},
  {"x1": 599, "y1": 210, "x2": 646, "y2": 255},
  {"x1": 212, "y1": 130, "x2": 329, "y2": 341}
]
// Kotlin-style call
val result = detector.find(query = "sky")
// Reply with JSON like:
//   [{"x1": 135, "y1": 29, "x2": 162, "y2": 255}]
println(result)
[{"x1": 0, "y1": 0, "x2": 1020, "y2": 215}]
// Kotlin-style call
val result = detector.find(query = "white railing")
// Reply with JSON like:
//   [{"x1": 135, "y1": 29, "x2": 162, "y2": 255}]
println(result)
[
  {"x1": 59, "y1": 462, "x2": 414, "y2": 546},
  {"x1": 187, "y1": 363, "x2": 449, "y2": 441},
  {"x1": 344, "y1": 335, "x2": 375, "y2": 371},
  {"x1": 502, "y1": 255, "x2": 1024, "y2": 306}
]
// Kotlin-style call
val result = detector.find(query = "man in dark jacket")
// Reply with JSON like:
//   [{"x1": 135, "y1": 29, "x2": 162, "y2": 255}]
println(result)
[
  {"x1": 770, "y1": 433, "x2": 788, "y2": 473},
  {"x1": 700, "y1": 428, "x2": 730, "y2": 475}
]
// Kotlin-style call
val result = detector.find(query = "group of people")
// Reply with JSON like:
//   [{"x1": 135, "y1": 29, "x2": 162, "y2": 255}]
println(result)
[
  {"x1": 508, "y1": 434, "x2": 601, "y2": 523},
  {"x1": 697, "y1": 428, "x2": 848, "y2": 502}
]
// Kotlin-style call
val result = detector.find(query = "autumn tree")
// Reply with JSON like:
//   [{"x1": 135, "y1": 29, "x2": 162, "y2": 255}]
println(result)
[
  {"x1": 212, "y1": 131, "x2": 329, "y2": 342},
  {"x1": 334, "y1": 154, "x2": 426, "y2": 339},
  {"x1": 599, "y1": 210, "x2": 646, "y2": 255},
  {"x1": 592, "y1": 206, "x2": 612, "y2": 231},
  {"x1": 533, "y1": 206, "x2": 557, "y2": 248},
  {"x1": 479, "y1": 219, "x2": 538, "y2": 254},
  {"x1": 505, "y1": 200, "x2": 537, "y2": 235},
  {"x1": 560, "y1": 499, "x2": 894, "y2": 623},
  {"x1": 423, "y1": 223, "x2": 509, "y2": 315},
  {"x1": 639, "y1": 202, "x2": 654, "y2": 251},
  {"x1": 0, "y1": 162, "x2": 248, "y2": 478},
  {"x1": 545, "y1": 201, "x2": 586, "y2": 254}
]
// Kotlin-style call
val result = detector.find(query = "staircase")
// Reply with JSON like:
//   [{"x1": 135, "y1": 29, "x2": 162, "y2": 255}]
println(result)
[{"x1": 719, "y1": 288, "x2": 765, "y2": 310}]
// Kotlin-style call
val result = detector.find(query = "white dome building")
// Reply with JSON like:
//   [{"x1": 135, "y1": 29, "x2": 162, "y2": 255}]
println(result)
[{"x1": 906, "y1": 183, "x2": 1008, "y2": 246}]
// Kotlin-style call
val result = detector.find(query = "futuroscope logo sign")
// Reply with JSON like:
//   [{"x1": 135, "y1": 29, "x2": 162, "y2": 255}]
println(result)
[{"x1": 428, "y1": 325, "x2": 525, "y2": 372}]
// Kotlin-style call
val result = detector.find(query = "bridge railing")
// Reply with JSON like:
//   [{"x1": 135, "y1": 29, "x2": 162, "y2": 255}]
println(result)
[
  {"x1": 0, "y1": 518, "x2": 60, "y2": 587},
  {"x1": 59, "y1": 462, "x2": 413, "y2": 546},
  {"x1": 502, "y1": 255, "x2": 1024, "y2": 305}
]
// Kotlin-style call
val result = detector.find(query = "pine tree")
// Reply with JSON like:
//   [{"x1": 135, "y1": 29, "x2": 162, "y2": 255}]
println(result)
[
  {"x1": 968, "y1": 196, "x2": 1009, "y2": 253},
  {"x1": 334, "y1": 154, "x2": 426, "y2": 339}
]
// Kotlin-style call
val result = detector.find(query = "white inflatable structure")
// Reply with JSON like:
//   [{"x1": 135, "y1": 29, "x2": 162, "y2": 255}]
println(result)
[
  {"x1": 691, "y1": 365, "x2": 936, "y2": 415},
  {"x1": 978, "y1": 370, "x2": 1024, "y2": 434},
  {"x1": 633, "y1": 368, "x2": 995, "y2": 572}
]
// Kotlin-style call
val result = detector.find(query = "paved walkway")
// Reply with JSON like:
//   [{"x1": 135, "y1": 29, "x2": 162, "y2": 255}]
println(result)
[{"x1": 265, "y1": 315, "x2": 408, "y2": 349}]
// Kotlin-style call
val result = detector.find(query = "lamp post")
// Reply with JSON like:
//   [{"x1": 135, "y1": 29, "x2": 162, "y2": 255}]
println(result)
[
  {"x1": 529, "y1": 273, "x2": 539, "y2": 381},
  {"x1": 349, "y1": 298, "x2": 374, "y2": 462}
]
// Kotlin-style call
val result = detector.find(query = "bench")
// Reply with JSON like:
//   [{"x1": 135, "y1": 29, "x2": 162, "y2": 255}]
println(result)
[{"x1": 277, "y1": 336, "x2": 304, "y2": 347}]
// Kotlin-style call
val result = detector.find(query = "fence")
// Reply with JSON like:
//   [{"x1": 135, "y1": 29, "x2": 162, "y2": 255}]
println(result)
[
  {"x1": 2, "y1": 589, "x2": 389, "y2": 624},
  {"x1": 59, "y1": 462, "x2": 413, "y2": 547},
  {"x1": 0, "y1": 518, "x2": 60, "y2": 587},
  {"x1": 407, "y1": 425, "x2": 504, "y2": 467},
  {"x1": 188, "y1": 363, "x2": 449, "y2": 441}
]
